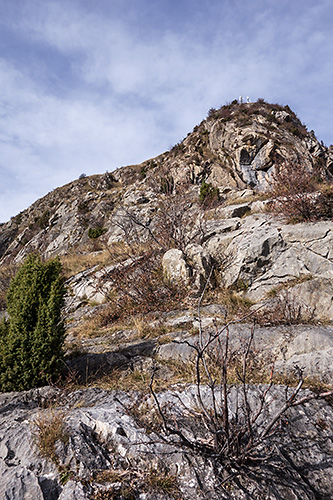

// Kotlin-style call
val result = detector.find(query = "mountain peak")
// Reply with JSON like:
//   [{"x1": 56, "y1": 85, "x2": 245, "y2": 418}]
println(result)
[
  {"x1": 133, "y1": 99, "x2": 330, "y2": 195},
  {"x1": 0, "y1": 101, "x2": 332, "y2": 267}
]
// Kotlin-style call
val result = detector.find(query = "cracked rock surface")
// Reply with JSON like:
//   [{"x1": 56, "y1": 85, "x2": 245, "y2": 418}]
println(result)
[{"x1": 0, "y1": 385, "x2": 332, "y2": 499}]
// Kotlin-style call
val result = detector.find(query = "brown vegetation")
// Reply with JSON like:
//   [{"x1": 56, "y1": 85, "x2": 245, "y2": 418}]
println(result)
[
  {"x1": 147, "y1": 317, "x2": 333, "y2": 490},
  {"x1": 269, "y1": 160, "x2": 333, "y2": 222},
  {"x1": 31, "y1": 409, "x2": 69, "y2": 463}
]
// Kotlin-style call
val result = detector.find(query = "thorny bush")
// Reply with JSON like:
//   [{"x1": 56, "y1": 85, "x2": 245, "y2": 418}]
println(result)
[
  {"x1": 144, "y1": 283, "x2": 333, "y2": 494},
  {"x1": 93, "y1": 247, "x2": 187, "y2": 322}
]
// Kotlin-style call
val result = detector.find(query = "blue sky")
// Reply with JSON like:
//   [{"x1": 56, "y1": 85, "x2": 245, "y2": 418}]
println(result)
[{"x1": 0, "y1": 0, "x2": 332, "y2": 222}]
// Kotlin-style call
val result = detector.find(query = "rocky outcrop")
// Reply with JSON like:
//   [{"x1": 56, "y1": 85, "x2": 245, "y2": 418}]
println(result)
[
  {"x1": 155, "y1": 101, "x2": 330, "y2": 195},
  {"x1": 0, "y1": 101, "x2": 332, "y2": 499},
  {"x1": 155, "y1": 320, "x2": 333, "y2": 383},
  {"x1": 0, "y1": 384, "x2": 332, "y2": 499},
  {"x1": 61, "y1": 204, "x2": 332, "y2": 321},
  {"x1": 0, "y1": 101, "x2": 332, "y2": 266},
  {"x1": 202, "y1": 214, "x2": 333, "y2": 320}
]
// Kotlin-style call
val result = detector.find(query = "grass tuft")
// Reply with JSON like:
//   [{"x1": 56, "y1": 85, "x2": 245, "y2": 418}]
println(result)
[{"x1": 31, "y1": 409, "x2": 69, "y2": 464}]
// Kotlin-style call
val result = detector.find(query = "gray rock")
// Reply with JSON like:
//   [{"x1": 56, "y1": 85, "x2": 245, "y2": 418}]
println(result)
[
  {"x1": 292, "y1": 278, "x2": 333, "y2": 321},
  {"x1": 201, "y1": 214, "x2": 332, "y2": 321},
  {"x1": 0, "y1": 461, "x2": 44, "y2": 500},
  {"x1": 58, "y1": 480, "x2": 89, "y2": 500},
  {"x1": 156, "y1": 322, "x2": 333, "y2": 382},
  {"x1": 200, "y1": 218, "x2": 241, "y2": 244},
  {"x1": 205, "y1": 214, "x2": 286, "y2": 287},
  {"x1": 0, "y1": 382, "x2": 332, "y2": 500},
  {"x1": 162, "y1": 248, "x2": 190, "y2": 284},
  {"x1": 185, "y1": 243, "x2": 212, "y2": 290},
  {"x1": 66, "y1": 339, "x2": 157, "y2": 381},
  {"x1": 220, "y1": 202, "x2": 251, "y2": 218}
]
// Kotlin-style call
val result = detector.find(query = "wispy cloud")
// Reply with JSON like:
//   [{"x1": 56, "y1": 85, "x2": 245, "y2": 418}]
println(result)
[{"x1": 0, "y1": 0, "x2": 333, "y2": 222}]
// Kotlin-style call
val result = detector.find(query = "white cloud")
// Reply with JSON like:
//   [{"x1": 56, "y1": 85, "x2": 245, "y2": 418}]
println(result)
[{"x1": 0, "y1": 0, "x2": 333, "y2": 222}]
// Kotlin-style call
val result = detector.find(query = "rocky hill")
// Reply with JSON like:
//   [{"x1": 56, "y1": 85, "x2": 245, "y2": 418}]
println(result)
[
  {"x1": 0, "y1": 100, "x2": 332, "y2": 265},
  {"x1": 0, "y1": 100, "x2": 333, "y2": 499}
]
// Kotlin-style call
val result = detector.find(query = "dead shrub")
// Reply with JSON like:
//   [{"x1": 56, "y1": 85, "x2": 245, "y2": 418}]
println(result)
[
  {"x1": 255, "y1": 289, "x2": 316, "y2": 326},
  {"x1": 95, "y1": 249, "x2": 187, "y2": 323},
  {"x1": 269, "y1": 160, "x2": 333, "y2": 222},
  {"x1": 153, "y1": 195, "x2": 204, "y2": 252},
  {"x1": 315, "y1": 182, "x2": 333, "y2": 218},
  {"x1": 90, "y1": 466, "x2": 181, "y2": 500},
  {"x1": 139, "y1": 272, "x2": 333, "y2": 494},
  {"x1": 148, "y1": 318, "x2": 333, "y2": 493}
]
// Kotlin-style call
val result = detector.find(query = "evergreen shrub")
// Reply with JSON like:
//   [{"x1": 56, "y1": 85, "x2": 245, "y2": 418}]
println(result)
[
  {"x1": 199, "y1": 180, "x2": 220, "y2": 207},
  {"x1": 88, "y1": 227, "x2": 107, "y2": 239},
  {"x1": 0, "y1": 254, "x2": 66, "y2": 392}
]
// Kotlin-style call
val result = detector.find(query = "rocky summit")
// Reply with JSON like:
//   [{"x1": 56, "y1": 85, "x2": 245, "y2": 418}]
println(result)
[{"x1": 0, "y1": 100, "x2": 332, "y2": 499}]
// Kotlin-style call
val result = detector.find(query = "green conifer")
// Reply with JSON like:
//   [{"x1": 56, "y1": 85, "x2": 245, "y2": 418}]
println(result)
[{"x1": 0, "y1": 254, "x2": 66, "y2": 392}]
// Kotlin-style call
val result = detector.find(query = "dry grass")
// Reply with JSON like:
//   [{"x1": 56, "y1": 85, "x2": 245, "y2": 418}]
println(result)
[
  {"x1": 81, "y1": 343, "x2": 272, "y2": 395},
  {"x1": 204, "y1": 286, "x2": 254, "y2": 319},
  {"x1": 67, "y1": 308, "x2": 172, "y2": 345},
  {"x1": 60, "y1": 250, "x2": 112, "y2": 278},
  {"x1": 273, "y1": 372, "x2": 333, "y2": 402},
  {"x1": 256, "y1": 288, "x2": 316, "y2": 326},
  {"x1": 225, "y1": 193, "x2": 268, "y2": 206},
  {"x1": 91, "y1": 466, "x2": 182, "y2": 499},
  {"x1": 61, "y1": 240, "x2": 138, "y2": 278},
  {"x1": 69, "y1": 306, "x2": 118, "y2": 339},
  {"x1": 61, "y1": 240, "x2": 152, "y2": 279},
  {"x1": 31, "y1": 409, "x2": 69, "y2": 463},
  {"x1": 101, "y1": 369, "x2": 152, "y2": 392},
  {"x1": 265, "y1": 275, "x2": 313, "y2": 298},
  {"x1": 76, "y1": 356, "x2": 196, "y2": 394},
  {"x1": 132, "y1": 315, "x2": 169, "y2": 340},
  {"x1": 145, "y1": 468, "x2": 182, "y2": 498},
  {"x1": 269, "y1": 160, "x2": 333, "y2": 223}
]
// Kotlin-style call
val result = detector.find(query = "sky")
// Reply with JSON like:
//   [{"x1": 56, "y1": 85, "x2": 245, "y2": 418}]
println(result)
[{"x1": 0, "y1": 0, "x2": 332, "y2": 223}]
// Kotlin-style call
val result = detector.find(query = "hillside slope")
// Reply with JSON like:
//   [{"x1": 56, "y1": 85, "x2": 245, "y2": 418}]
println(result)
[
  {"x1": 0, "y1": 100, "x2": 332, "y2": 266},
  {"x1": 0, "y1": 101, "x2": 333, "y2": 499}
]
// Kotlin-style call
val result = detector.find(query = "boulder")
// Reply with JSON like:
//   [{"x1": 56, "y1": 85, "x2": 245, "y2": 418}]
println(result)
[{"x1": 162, "y1": 249, "x2": 190, "y2": 285}]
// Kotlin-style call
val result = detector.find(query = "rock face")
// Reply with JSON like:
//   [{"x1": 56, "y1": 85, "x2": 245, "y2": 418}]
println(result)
[
  {"x1": 0, "y1": 101, "x2": 332, "y2": 266},
  {"x1": 0, "y1": 384, "x2": 333, "y2": 500},
  {"x1": 200, "y1": 214, "x2": 333, "y2": 320},
  {"x1": 0, "y1": 101, "x2": 332, "y2": 499},
  {"x1": 156, "y1": 321, "x2": 333, "y2": 383}
]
